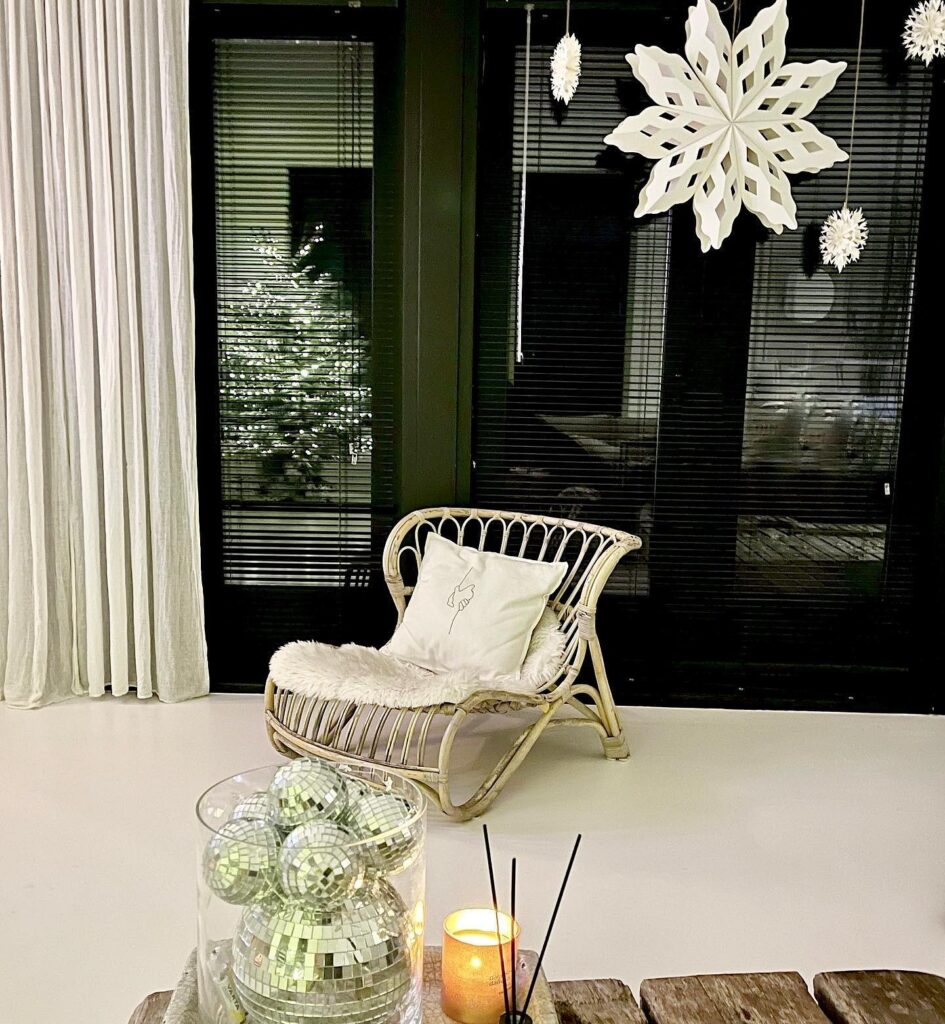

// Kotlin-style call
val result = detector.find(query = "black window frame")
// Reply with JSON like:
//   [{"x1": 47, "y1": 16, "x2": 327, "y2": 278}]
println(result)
[
  {"x1": 471, "y1": 1, "x2": 945, "y2": 712},
  {"x1": 189, "y1": 0, "x2": 945, "y2": 711},
  {"x1": 190, "y1": 1, "x2": 403, "y2": 687}
]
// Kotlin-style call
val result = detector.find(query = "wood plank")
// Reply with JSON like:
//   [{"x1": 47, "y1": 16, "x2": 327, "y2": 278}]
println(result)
[
  {"x1": 551, "y1": 978, "x2": 647, "y2": 1024},
  {"x1": 127, "y1": 990, "x2": 172, "y2": 1024},
  {"x1": 642, "y1": 976, "x2": 726, "y2": 1024},
  {"x1": 640, "y1": 972, "x2": 830, "y2": 1023},
  {"x1": 813, "y1": 969, "x2": 945, "y2": 1024}
]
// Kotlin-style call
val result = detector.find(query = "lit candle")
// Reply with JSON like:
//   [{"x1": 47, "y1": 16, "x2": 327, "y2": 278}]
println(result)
[{"x1": 441, "y1": 908, "x2": 519, "y2": 1024}]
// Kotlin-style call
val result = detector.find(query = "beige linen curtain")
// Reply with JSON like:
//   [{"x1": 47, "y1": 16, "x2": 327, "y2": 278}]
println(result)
[{"x1": 0, "y1": 0, "x2": 209, "y2": 707}]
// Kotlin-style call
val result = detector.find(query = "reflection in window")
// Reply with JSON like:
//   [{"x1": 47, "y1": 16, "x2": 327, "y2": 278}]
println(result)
[
  {"x1": 739, "y1": 52, "x2": 930, "y2": 613},
  {"x1": 476, "y1": 45, "x2": 669, "y2": 597},
  {"x1": 213, "y1": 39, "x2": 377, "y2": 586},
  {"x1": 475, "y1": 13, "x2": 936, "y2": 686}
]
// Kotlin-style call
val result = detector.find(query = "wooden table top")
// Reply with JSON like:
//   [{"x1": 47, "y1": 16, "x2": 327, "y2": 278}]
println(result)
[
  {"x1": 129, "y1": 968, "x2": 945, "y2": 1024},
  {"x1": 814, "y1": 970, "x2": 945, "y2": 1024},
  {"x1": 640, "y1": 972, "x2": 829, "y2": 1024},
  {"x1": 129, "y1": 978, "x2": 644, "y2": 1024}
]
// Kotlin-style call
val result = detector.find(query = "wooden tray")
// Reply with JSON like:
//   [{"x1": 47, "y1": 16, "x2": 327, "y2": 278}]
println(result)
[{"x1": 143, "y1": 946, "x2": 555, "y2": 1024}]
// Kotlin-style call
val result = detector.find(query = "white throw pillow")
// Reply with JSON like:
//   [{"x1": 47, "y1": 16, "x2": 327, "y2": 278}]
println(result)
[{"x1": 384, "y1": 533, "x2": 568, "y2": 679}]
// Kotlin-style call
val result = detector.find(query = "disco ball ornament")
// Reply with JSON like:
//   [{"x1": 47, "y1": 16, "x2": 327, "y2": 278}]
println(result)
[
  {"x1": 267, "y1": 759, "x2": 348, "y2": 831},
  {"x1": 231, "y1": 791, "x2": 271, "y2": 823},
  {"x1": 232, "y1": 880, "x2": 412, "y2": 1024},
  {"x1": 340, "y1": 772, "x2": 372, "y2": 808},
  {"x1": 202, "y1": 819, "x2": 281, "y2": 905},
  {"x1": 347, "y1": 791, "x2": 421, "y2": 877},
  {"x1": 280, "y1": 820, "x2": 366, "y2": 909}
]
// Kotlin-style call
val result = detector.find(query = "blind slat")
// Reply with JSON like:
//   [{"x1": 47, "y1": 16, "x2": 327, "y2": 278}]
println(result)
[
  {"x1": 474, "y1": 32, "x2": 931, "y2": 677},
  {"x1": 214, "y1": 38, "x2": 391, "y2": 589}
]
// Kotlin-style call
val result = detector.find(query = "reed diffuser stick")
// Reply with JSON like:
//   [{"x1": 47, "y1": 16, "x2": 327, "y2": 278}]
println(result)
[
  {"x1": 482, "y1": 825, "x2": 511, "y2": 1018},
  {"x1": 521, "y1": 834, "x2": 582, "y2": 1018},
  {"x1": 510, "y1": 858, "x2": 518, "y2": 1019}
]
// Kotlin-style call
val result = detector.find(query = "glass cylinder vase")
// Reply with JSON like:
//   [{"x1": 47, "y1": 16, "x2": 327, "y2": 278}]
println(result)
[{"x1": 196, "y1": 761, "x2": 426, "y2": 1024}]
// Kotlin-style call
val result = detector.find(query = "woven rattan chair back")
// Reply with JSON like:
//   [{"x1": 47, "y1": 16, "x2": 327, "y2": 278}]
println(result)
[
  {"x1": 383, "y1": 507, "x2": 637, "y2": 696},
  {"x1": 265, "y1": 506, "x2": 641, "y2": 820}
]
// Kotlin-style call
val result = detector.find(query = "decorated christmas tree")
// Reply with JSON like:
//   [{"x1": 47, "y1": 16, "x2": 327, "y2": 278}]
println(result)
[{"x1": 219, "y1": 232, "x2": 371, "y2": 501}]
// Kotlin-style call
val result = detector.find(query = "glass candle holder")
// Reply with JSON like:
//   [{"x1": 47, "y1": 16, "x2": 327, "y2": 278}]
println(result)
[
  {"x1": 196, "y1": 762, "x2": 426, "y2": 1024},
  {"x1": 441, "y1": 908, "x2": 520, "y2": 1024}
]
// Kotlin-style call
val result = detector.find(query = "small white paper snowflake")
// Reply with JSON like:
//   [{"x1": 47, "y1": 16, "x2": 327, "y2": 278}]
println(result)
[
  {"x1": 604, "y1": 0, "x2": 848, "y2": 251},
  {"x1": 903, "y1": 0, "x2": 945, "y2": 64},
  {"x1": 551, "y1": 33, "x2": 582, "y2": 104},
  {"x1": 820, "y1": 207, "x2": 868, "y2": 272}
]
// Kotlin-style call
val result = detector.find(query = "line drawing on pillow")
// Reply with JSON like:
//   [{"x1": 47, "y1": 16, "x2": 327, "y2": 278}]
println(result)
[{"x1": 447, "y1": 570, "x2": 476, "y2": 634}]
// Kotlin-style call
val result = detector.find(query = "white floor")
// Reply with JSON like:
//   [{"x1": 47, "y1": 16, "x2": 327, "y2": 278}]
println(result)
[{"x1": 2, "y1": 695, "x2": 944, "y2": 1024}]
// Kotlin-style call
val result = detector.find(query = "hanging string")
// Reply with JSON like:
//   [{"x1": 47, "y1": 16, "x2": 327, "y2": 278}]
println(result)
[
  {"x1": 719, "y1": 0, "x2": 742, "y2": 34},
  {"x1": 844, "y1": 0, "x2": 867, "y2": 206},
  {"x1": 515, "y1": 4, "x2": 534, "y2": 366},
  {"x1": 565, "y1": 0, "x2": 571, "y2": 35}
]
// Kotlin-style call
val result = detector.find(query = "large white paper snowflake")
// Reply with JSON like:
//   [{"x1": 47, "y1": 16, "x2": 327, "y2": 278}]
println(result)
[
  {"x1": 903, "y1": 0, "x2": 945, "y2": 65},
  {"x1": 604, "y1": 0, "x2": 849, "y2": 252},
  {"x1": 820, "y1": 206, "x2": 868, "y2": 272},
  {"x1": 551, "y1": 33, "x2": 582, "y2": 104}
]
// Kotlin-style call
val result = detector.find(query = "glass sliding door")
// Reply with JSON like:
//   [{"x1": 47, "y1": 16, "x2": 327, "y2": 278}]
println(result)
[
  {"x1": 473, "y1": 5, "x2": 939, "y2": 709},
  {"x1": 194, "y1": 8, "x2": 398, "y2": 685},
  {"x1": 215, "y1": 39, "x2": 378, "y2": 586},
  {"x1": 735, "y1": 51, "x2": 930, "y2": 668},
  {"x1": 475, "y1": 37, "x2": 666, "y2": 604}
]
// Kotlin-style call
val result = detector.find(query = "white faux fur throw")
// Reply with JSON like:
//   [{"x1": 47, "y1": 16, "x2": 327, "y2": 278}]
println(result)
[{"x1": 269, "y1": 609, "x2": 566, "y2": 708}]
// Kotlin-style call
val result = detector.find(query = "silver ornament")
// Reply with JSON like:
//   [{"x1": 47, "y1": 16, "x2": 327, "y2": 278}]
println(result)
[
  {"x1": 337, "y1": 775, "x2": 373, "y2": 832},
  {"x1": 232, "y1": 880, "x2": 413, "y2": 1024},
  {"x1": 202, "y1": 819, "x2": 281, "y2": 905},
  {"x1": 231, "y1": 791, "x2": 271, "y2": 823},
  {"x1": 347, "y1": 791, "x2": 421, "y2": 877},
  {"x1": 267, "y1": 759, "x2": 347, "y2": 830},
  {"x1": 340, "y1": 772, "x2": 372, "y2": 808},
  {"x1": 280, "y1": 820, "x2": 365, "y2": 909}
]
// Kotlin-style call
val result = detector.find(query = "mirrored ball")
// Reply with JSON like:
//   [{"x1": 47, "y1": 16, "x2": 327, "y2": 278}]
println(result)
[
  {"x1": 267, "y1": 759, "x2": 348, "y2": 830},
  {"x1": 202, "y1": 819, "x2": 281, "y2": 905},
  {"x1": 232, "y1": 880, "x2": 412, "y2": 1024},
  {"x1": 280, "y1": 820, "x2": 365, "y2": 909},
  {"x1": 231, "y1": 791, "x2": 271, "y2": 824},
  {"x1": 347, "y1": 791, "x2": 421, "y2": 877}
]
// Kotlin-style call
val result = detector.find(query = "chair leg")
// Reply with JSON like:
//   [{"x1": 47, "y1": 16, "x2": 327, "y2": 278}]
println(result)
[
  {"x1": 587, "y1": 637, "x2": 631, "y2": 760},
  {"x1": 434, "y1": 703, "x2": 560, "y2": 821},
  {"x1": 263, "y1": 677, "x2": 295, "y2": 758}
]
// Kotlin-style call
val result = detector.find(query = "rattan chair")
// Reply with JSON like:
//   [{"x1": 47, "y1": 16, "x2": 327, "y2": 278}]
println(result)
[{"x1": 264, "y1": 507, "x2": 641, "y2": 820}]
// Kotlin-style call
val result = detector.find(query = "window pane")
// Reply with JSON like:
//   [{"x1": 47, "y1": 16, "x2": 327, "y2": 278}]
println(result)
[
  {"x1": 473, "y1": 13, "x2": 934, "y2": 697},
  {"x1": 475, "y1": 44, "x2": 666, "y2": 600},
  {"x1": 213, "y1": 38, "x2": 383, "y2": 587},
  {"x1": 737, "y1": 51, "x2": 930, "y2": 662}
]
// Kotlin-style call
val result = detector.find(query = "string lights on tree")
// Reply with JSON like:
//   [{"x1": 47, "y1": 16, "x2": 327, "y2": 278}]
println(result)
[{"x1": 220, "y1": 233, "x2": 371, "y2": 499}]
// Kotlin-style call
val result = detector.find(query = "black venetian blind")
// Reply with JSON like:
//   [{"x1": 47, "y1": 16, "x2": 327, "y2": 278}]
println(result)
[
  {"x1": 729, "y1": 51, "x2": 929, "y2": 670},
  {"x1": 208, "y1": 32, "x2": 395, "y2": 678},
  {"x1": 474, "y1": 9, "x2": 934, "y2": 705}
]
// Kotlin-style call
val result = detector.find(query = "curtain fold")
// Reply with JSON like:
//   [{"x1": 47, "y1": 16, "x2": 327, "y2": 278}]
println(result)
[{"x1": 0, "y1": 0, "x2": 209, "y2": 708}]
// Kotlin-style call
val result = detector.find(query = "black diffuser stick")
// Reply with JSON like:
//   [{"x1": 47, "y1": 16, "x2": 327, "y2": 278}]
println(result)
[
  {"x1": 510, "y1": 857, "x2": 518, "y2": 1020},
  {"x1": 521, "y1": 834, "x2": 582, "y2": 1018},
  {"x1": 482, "y1": 824, "x2": 511, "y2": 1018}
]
